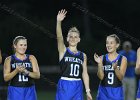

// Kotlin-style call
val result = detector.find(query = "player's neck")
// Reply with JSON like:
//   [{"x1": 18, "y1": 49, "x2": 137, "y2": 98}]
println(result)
[
  {"x1": 108, "y1": 52, "x2": 118, "y2": 60},
  {"x1": 15, "y1": 53, "x2": 26, "y2": 60},
  {"x1": 68, "y1": 47, "x2": 78, "y2": 54}
]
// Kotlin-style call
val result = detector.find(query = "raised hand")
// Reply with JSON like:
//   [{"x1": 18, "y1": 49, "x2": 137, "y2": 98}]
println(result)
[
  {"x1": 57, "y1": 9, "x2": 67, "y2": 22},
  {"x1": 94, "y1": 53, "x2": 102, "y2": 64}
]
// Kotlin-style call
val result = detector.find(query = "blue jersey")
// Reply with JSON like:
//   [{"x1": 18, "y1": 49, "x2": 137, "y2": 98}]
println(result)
[
  {"x1": 101, "y1": 54, "x2": 123, "y2": 87},
  {"x1": 59, "y1": 48, "x2": 84, "y2": 79},
  {"x1": 10, "y1": 54, "x2": 34, "y2": 87},
  {"x1": 7, "y1": 54, "x2": 37, "y2": 100},
  {"x1": 97, "y1": 54, "x2": 124, "y2": 100},
  {"x1": 56, "y1": 48, "x2": 84, "y2": 100},
  {"x1": 119, "y1": 50, "x2": 136, "y2": 77}
]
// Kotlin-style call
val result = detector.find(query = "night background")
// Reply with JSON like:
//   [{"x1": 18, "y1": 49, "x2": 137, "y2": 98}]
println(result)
[{"x1": 0, "y1": 0, "x2": 140, "y2": 99}]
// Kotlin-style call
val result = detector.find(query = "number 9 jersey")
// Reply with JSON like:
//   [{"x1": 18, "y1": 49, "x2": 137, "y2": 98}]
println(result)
[
  {"x1": 101, "y1": 54, "x2": 122, "y2": 87},
  {"x1": 97, "y1": 54, "x2": 124, "y2": 100}
]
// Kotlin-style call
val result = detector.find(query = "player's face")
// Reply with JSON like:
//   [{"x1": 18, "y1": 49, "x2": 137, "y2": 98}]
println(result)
[
  {"x1": 106, "y1": 36, "x2": 119, "y2": 53},
  {"x1": 67, "y1": 32, "x2": 80, "y2": 47},
  {"x1": 14, "y1": 39, "x2": 27, "y2": 55}
]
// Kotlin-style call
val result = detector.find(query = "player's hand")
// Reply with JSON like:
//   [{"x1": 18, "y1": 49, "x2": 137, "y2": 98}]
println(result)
[
  {"x1": 57, "y1": 9, "x2": 67, "y2": 22},
  {"x1": 16, "y1": 65, "x2": 26, "y2": 73},
  {"x1": 112, "y1": 60, "x2": 118, "y2": 70},
  {"x1": 22, "y1": 69, "x2": 30, "y2": 76},
  {"x1": 86, "y1": 92, "x2": 92, "y2": 100},
  {"x1": 94, "y1": 53, "x2": 102, "y2": 64}
]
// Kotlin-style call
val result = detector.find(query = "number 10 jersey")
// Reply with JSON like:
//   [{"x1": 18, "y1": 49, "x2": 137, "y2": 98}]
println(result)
[{"x1": 59, "y1": 48, "x2": 84, "y2": 79}]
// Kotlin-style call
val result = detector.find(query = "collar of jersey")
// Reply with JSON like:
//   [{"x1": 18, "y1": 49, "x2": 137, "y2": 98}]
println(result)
[
  {"x1": 67, "y1": 48, "x2": 80, "y2": 56},
  {"x1": 13, "y1": 54, "x2": 28, "y2": 61},
  {"x1": 106, "y1": 54, "x2": 120, "y2": 63}
]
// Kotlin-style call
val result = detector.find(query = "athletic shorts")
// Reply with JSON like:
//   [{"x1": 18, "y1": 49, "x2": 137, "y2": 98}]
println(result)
[
  {"x1": 56, "y1": 77, "x2": 83, "y2": 100},
  {"x1": 96, "y1": 85, "x2": 124, "y2": 100},
  {"x1": 7, "y1": 85, "x2": 37, "y2": 100}
]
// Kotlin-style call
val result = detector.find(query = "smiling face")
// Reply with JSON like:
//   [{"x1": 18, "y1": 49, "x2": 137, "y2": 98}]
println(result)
[
  {"x1": 67, "y1": 32, "x2": 80, "y2": 47},
  {"x1": 67, "y1": 27, "x2": 80, "y2": 47},
  {"x1": 13, "y1": 36, "x2": 27, "y2": 55},
  {"x1": 14, "y1": 39, "x2": 27, "y2": 55},
  {"x1": 106, "y1": 35, "x2": 120, "y2": 53}
]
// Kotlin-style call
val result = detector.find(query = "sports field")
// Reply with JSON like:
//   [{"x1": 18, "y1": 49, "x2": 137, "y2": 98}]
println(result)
[{"x1": 37, "y1": 90, "x2": 97, "y2": 100}]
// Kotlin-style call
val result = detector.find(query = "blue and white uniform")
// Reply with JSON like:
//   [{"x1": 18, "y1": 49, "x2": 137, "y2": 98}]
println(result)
[
  {"x1": 8, "y1": 54, "x2": 37, "y2": 100},
  {"x1": 97, "y1": 54, "x2": 124, "y2": 100},
  {"x1": 56, "y1": 48, "x2": 84, "y2": 100}
]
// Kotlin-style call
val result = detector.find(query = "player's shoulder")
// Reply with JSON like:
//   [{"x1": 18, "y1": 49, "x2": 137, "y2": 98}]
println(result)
[
  {"x1": 80, "y1": 51, "x2": 86, "y2": 57},
  {"x1": 137, "y1": 47, "x2": 140, "y2": 52},
  {"x1": 78, "y1": 49, "x2": 85, "y2": 54},
  {"x1": 28, "y1": 54, "x2": 36, "y2": 59},
  {"x1": 6, "y1": 55, "x2": 12, "y2": 60},
  {"x1": 100, "y1": 54, "x2": 107, "y2": 61},
  {"x1": 121, "y1": 55, "x2": 127, "y2": 61},
  {"x1": 80, "y1": 52, "x2": 87, "y2": 60},
  {"x1": 4, "y1": 56, "x2": 12, "y2": 62},
  {"x1": 101, "y1": 54, "x2": 107, "y2": 58}
]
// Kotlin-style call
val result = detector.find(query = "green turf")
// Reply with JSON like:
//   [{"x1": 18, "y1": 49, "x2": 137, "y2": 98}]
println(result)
[
  {"x1": 37, "y1": 90, "x2": 97, "y2": 100},
  {"x1": 37, "y1": 91, "x2": 55, "y2": 100}
]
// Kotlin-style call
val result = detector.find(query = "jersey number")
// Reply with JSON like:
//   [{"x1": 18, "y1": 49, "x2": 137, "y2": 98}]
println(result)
[
  {"x1": 108, "y1": 72, "x2": 114, "y2": 84},
  {"x1": 19, "y1": 73, "x2": 28, "y2": 82},
  {"x1": 70, "y1": 64, "x2": 80, "y2": 77}
]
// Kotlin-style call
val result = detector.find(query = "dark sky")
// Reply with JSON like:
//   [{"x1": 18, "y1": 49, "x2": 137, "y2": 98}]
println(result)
[{"x1": 0, "y1": 0, "x2": 140, "y2": 65}]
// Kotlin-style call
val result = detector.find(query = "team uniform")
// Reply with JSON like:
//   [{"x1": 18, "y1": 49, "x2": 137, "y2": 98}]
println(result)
[
  {"x1": 56, "y1": 48, "x2": 84, "y2": 100},
  {"x1": 97, "y1": 54, "x2": 124, "y2": 100},
  {"x1": 8, "y1": 54, "x2": 37, "y2": 100},
  {"x1": 119, "y1": 50, "x2": 136, "y2": 100}
]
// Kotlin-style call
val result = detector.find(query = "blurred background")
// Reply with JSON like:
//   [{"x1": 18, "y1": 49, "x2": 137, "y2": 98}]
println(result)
[{"x1": 0, "y1": 0, "x2": 140, "y2": 100}]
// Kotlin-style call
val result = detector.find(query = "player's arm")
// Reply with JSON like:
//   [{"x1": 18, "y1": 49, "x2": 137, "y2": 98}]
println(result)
[
  {"x1": 114, "y1": 56, "x2": 127, "y2": 80},
  {"x1": 56, "y1": 9, "x2": 67, "y2": 61},
  {"x1": 24, "y1": 55, "x2": 40, "y2": 79},
  {"x1": 82, "y1": 53, "x2": 92, "y2": 100},
  {"x1": 97, "y1": 62, "x2": 104, "y2": 80},
  {"x1": 94, "y1": 53, "x2": 104, "y2": 80},
  {"x1": 135, "y1": 47, "x2": 140, "y2": 74},
  {"x1": 4, "y1": 56, "x2": 19, "y2": 82}
]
